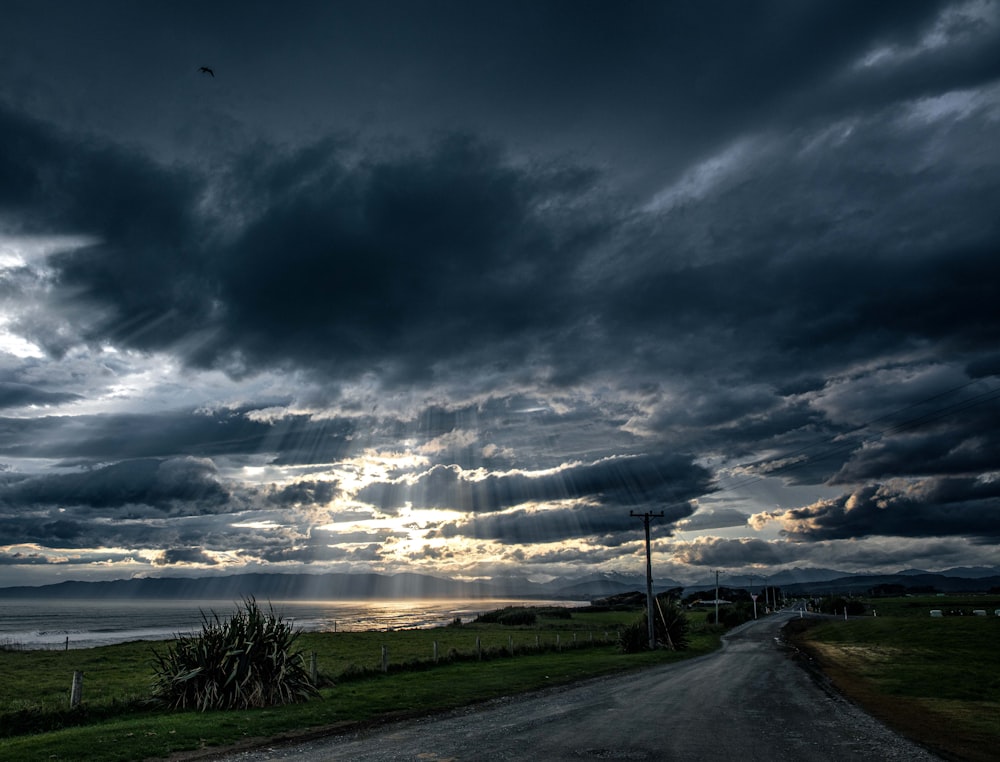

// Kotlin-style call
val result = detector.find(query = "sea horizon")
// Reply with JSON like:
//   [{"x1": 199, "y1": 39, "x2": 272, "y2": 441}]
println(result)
[{"x1": 0, "y1": 597, "x2": 589, "y2": 651}]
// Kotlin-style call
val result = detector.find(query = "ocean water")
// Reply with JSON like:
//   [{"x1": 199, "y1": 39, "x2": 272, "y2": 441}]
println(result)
[{"x1": 0, "y1": 598, "x2": 586, "y2": 650}]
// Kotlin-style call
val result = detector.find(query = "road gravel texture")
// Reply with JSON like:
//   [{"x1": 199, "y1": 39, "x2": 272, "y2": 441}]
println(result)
[{"x1": 212, "y1": 613, "x2": 942, "y2": 761}]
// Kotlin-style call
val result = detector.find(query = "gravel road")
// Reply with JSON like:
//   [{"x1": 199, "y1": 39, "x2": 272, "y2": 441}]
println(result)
[{"x1": 210, "y1": 612, "x2": 942, "y2": 761}]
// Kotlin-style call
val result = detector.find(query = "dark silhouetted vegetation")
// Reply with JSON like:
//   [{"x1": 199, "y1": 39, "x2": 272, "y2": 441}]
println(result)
[
  {"x1": 704, "y1": 601, "x2": 756, "y2": 628},
  {"x1": 473, "y1": 606, "x2": 574, "y2": 626},
  {"x1": 816, "y1": 596, "x2": 866, "y2": 616},
  {"x1": 151, "y1": 597, "x2": 318, "y2": 711},
  {"x1": 618, "y1": 595, "x2": 689, "y2": 653}
]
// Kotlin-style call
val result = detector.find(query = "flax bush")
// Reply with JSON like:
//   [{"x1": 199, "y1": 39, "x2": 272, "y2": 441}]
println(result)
[
  {"x1": 618, "y1": 597, "x2": 690, "y2": 653},
  {"x1": 151, "y1": 597, "x2": 319, "y2": 711}
]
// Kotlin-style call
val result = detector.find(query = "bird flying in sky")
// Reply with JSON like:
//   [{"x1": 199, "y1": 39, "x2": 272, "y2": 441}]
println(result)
[{"x1": 198, "y1": 66, "x2": 214, "y2": 77}]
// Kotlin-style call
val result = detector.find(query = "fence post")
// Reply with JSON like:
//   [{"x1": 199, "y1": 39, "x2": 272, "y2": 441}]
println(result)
[
  {"x1": 381, "y1": 645, "x2": 388, "y2": 673},
  {"x1": 433, "y1": 640, "x2": 439, "y2": 663},
  {"x1": 476, "y1": 636, "x2": 482, "y2": 660},
  {"x1": 508, "y1": 635, "x2": 513, "y2": 655},
  {"x1": 69, "y1": 671, "x2": 83, "y2": 708},
  {"x1": 535, "y1": 634, "x2": 540, "y2": 649},
  {"x1": 556, "y1": 634, "x2": 561, "y2": 651},
  {"x1": 64, "y1": 636, "x2": 69, "y2": 651},
  {"x1": 309, "y1": 651, "x2": 318, "y2": 684}
]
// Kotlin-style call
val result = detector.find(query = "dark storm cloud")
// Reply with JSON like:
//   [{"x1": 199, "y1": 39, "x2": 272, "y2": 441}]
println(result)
[
  {"x1": 0, "y1": 381, "x2": 81, "y2": 409},
  {"x1": 0, "y1": 452, "x2": 256, "y2": 552},
  {"x1": 0, "y1": 408, "x2": 353, "y2": 464},
  {"x1": 266, "y1": 480, "x2": 340, "y2": 507},
  {"x1": 5, "y1": 32, "x2": 1000, "y2": 400},
  {"x1": 512, "y1": 543, "x2": 632, "y2": 567},
  {"x1": 829, "y1": 386, "x2": 1000, "y2": 483},
  {"x1": 154, "y1": 547, "x2": 219, "y2": 566},
  {"x1": 312, "y1": 527, "x2": 400, "y2": 545},
  {"x1": 0, "y1": 550, "x2": 136, "y2": 566},
  {"x1": 608, "y1": 146, "x2": 1000, "y2": 388},
  {"x1": 0, "y1": 514, "x2": 160, "y2": 550},
  {"x1": 832, "y1": 427, "x2": 1000, "y2": 484},
  {"x1": 1, "y1": 98, "x2": 608, "y2": 384},
  {"x1": 195, "y1": 134, "x2": 605, "y2": 381},
  {"x1": 0, "y1": 503, "x2": 308, "y2": 554},
  {"x1": 1, "y1": 1, "x2": 999, "y2": 582},
  {"x1": 967, "y1": 353, "x2": 1000, "y2": 378},
  {"x1": 241, "y1": 533, "x2": 389, "y2": 565},
  {"x1": 756, "y1": 477, "x2": 1000, "y2": 541},
  {"x1": 357, "y1": 453, "x2": 715, "y2": 516},
  {"x1": 0, "y1": 551, "x2": 58, "y2": 565},
  {"x1": 0, "y1": 457, "x2": 228, "y2": 512},
  {"x1": 0, "y1": 106, "x2": 211, "y2": 357},
  {"x1": 251, "y1": 543, "x2": 385, "y2": 564},
  {"x1": 675, "y1": 538, "x2": 795, "y2": 568},
  {"x1": 431, "y1": 499, "x2": 694, "y2": 545},
  {"x1": 677, "y1": 508, "x2": 750, "y2": 532}
]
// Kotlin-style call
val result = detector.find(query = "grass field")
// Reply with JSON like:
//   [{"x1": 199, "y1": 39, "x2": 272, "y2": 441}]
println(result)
[
  {"x1": 790, "y1": 596, "x2": 1000, "y2": 762},
  {"x1": 0, "y1": 606, "x2": 722, "y2": 762},
  {"x1": 8, "y1": 596, "x2": 995, "y2": 762}
]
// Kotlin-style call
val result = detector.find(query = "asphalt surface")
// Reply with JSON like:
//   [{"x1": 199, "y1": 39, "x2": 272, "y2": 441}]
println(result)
[{"x1": 213, "y1": 612, "x2": 942, "y2": 761}]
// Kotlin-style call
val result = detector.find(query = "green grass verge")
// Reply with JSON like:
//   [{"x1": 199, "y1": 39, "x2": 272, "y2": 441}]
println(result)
[
  {"x1": 0, "y1": 610, "x2": 722, "y2": 762},
  {"x1": 790, "y1": 599, "x2": 1000, "y2": 762},
  {"x1": 862, "y1": 594, "x2": 1000, "y2": 618}
]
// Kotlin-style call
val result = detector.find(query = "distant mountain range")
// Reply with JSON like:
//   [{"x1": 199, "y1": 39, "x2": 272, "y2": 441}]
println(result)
[
  {"x1": 685, "y1": 566, "x2": 1000, "y2": 596},
  {"x1": 0, "y1": 567, "x2": 996, "y2": 601},
  {"x1": 777, "y1": 570, "x2": 1000, "y2": 596},
  {"x1": 0, "y1": 570, "x2": 676, "y2": 602}
]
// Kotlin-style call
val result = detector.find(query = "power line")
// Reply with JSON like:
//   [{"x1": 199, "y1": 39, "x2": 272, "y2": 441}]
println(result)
[{"x1": 721, "y1": 379, "x2": 1000, "y2": 497}]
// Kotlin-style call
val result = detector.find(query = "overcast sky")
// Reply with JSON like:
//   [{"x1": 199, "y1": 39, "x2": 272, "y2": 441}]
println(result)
[{"x1": 1, "y1": 0, "x2": 999, "y2": 589}]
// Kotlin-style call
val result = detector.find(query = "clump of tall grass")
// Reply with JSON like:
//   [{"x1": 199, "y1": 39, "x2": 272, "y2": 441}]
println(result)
[
  {"x1": 151, "y1": 597, "x2": 319, "y2": 711},
  {"x1": 618, "y1": 597, "x2": 690, "y2": 653}
]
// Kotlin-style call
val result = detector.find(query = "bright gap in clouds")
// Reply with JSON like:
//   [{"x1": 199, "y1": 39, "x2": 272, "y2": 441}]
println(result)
[
  {"x1": 0, "y1": 234, "x2": 98, "y2": 359},
  {"x1": 0, "y1": 330, "x2": 43, "y2": 359}
]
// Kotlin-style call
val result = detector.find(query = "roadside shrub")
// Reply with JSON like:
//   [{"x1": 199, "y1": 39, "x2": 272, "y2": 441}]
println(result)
[
  {"x1": 474, "y1": 607, "x2": 538, "y2": 626},
  {"x1": 617, "y1": 620, "x2": 650, "y2": 653},
  {"x1": 706, "y1": 602, "x2": 755, "y2": 628},
  {"x1": 151, "y1": 597, "x2": 319, "y2": 711},
  {"x1": 498, "y1": 609, "x2": 537, "y2": 626},
  {"x1": 656, "y1": 599, "x2": 690, "y2": 650},
  {"x1": 536, "y1": 607, "x2": 573, "y2": 619},
  {"x1": 818, "y1": 596, "x2": 866, "y2": 616},
  {"x1": 618, "y1": 598, "x2": 690, "y2": 653}
]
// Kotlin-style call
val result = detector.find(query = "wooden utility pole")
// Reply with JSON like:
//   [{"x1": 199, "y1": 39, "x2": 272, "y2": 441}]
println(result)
[
  {"x1": 631, "y1": 510, "x2": 665, "y2": 649},
  {"x1": 713, "y1": 569, "x2": 721, "y2": 625},
  {"x1": 69, "y1": 671, "x2": 83, "y2": 708}
]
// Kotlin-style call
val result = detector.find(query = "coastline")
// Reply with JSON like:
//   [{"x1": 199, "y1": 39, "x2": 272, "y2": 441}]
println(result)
[{"x1": 0, "y1": 597, "x2": 588, "y2": 650}]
